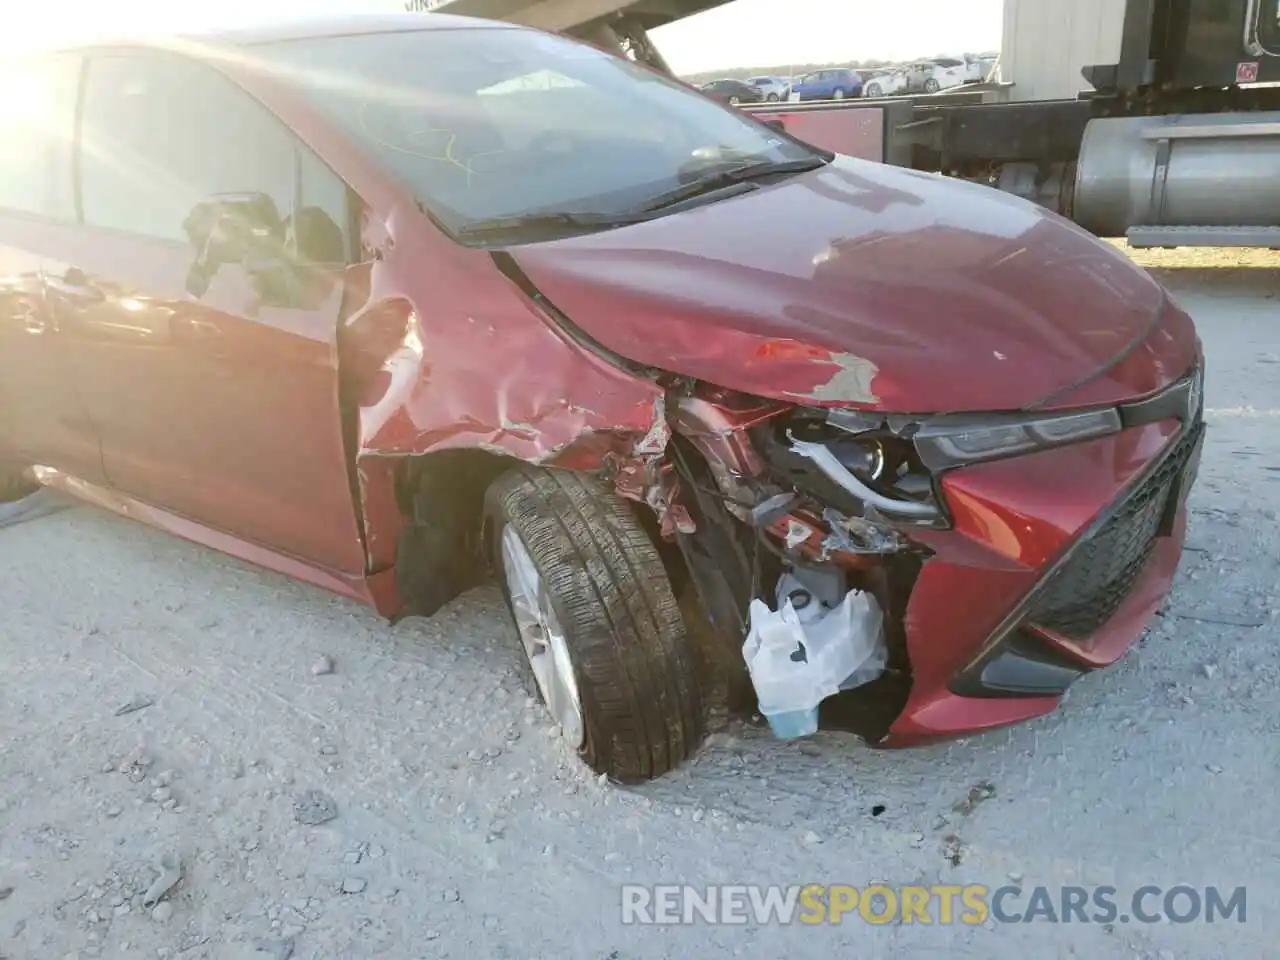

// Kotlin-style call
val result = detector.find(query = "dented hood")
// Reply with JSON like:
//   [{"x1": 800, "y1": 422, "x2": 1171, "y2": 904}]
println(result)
[{"x1": 510, "y1": 156, "x2": 1171, "y2": 412}]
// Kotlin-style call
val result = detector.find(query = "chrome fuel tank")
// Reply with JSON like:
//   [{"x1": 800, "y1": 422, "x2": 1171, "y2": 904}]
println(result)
[{"x1": 1074, "y1": 111, "x2": 1280, "y2": 238}]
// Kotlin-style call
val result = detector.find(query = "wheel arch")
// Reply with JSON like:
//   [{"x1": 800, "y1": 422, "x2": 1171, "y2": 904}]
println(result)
[
  {"x1": 391, "y1": 447, "x2": 520, "y2": 618},
  {"x1": 390, "y1": 444, "x2": 686, "y2": 621}
]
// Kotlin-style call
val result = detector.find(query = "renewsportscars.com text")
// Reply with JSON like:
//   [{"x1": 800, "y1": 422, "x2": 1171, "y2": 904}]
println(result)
[{"x1": 621, "y1": 884, "x2": 1247, "y2": 926}]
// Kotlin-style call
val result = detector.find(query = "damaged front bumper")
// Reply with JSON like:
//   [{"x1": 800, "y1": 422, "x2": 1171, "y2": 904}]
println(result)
[{"x1": 624, "y1": 365, "x2": 1204, "y2": 744}]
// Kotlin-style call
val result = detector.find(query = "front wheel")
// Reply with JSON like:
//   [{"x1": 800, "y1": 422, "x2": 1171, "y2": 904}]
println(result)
[
  {"x1": 832, "y1": 88, "x2": 846, "y2": 100},
  {"x1": 766, "y1": 92, "x2": 780, "y2": 102},
  {"x1": 486, "y1": 468, "x2": 704, "y2": 783},
  {"x1": 728, "y1": 95, "x2": 740, "y2": 105},
  {"x1": 866, "y1": 83, "x2": 882, "y2": 98},
  {"x1": 924, "y1": 78, "x2": 940, "y2": 93}
]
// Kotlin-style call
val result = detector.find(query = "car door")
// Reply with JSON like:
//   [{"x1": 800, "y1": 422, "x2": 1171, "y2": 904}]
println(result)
[
  {"x1": 50, "y1": 48, "x2": 366, "y2": 574},
  {"x1": 0, "y1": 53, "x2": 108, "y2": 484}
]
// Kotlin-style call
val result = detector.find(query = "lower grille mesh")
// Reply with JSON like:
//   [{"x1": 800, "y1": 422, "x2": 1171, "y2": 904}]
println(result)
[{"x1": 1028, "y1": 425, "x2": 1199, "y2": 640}]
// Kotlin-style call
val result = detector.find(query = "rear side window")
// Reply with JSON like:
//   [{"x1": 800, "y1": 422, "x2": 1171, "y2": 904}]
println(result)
[
  {"x1": 0, "y1": 55, "x2": 79, "y2": 220},
  {"x1": 78, "y1": 51, "x2": 348, "y2": 259}
]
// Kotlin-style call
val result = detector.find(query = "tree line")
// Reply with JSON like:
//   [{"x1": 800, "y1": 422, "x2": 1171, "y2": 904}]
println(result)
[{"x1": 680, "y1": 52, "x2": 999, "y2": 84}]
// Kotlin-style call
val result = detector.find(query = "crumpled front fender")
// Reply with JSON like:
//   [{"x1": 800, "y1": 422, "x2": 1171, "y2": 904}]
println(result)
[{"x1": 337, "y1": 204, "x2": 668, "y2": 589}]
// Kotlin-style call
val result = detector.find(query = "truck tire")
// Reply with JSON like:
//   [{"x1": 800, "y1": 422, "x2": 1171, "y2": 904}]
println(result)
[
  {"x1": 924, "y1": 77, "x2": 940, "y2": 93},
  {"x1": 485, "y1": 467, "x2": 703, "y2": 783},
  {"x1": 866, "y1": 82, "x2": 882, "y2": 98}
]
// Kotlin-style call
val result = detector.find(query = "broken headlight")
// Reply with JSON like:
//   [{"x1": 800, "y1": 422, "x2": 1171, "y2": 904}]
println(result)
[{"x1": 912, "y1": 408, "x2": 1122, "y2": 471}]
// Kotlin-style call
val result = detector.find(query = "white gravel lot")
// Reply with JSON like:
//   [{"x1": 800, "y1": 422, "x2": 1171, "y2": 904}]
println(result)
[{"x1": 1, "y1": 246, "x2": 1277, "y2": 960}]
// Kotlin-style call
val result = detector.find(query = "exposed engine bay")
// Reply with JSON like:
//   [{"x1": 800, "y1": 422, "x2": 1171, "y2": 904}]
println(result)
[
  {"x1": 596, "y1": 369, "x2": 1173, "y2": 741},
  {"x1": 606, "y1": 384, "x2": 937, "y2": 740}
]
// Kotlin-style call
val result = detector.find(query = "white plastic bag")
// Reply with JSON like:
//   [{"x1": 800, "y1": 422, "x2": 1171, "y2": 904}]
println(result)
[{"x1": 742, "y1": 577, "x2": 887, "y2": 739}]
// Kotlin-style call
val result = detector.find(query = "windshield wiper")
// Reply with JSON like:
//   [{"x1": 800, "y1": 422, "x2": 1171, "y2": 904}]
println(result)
[
  {"x1": 453, "y1": 156, "x2": 829, "y2": 240},
  {"x1": 637, "y1": 156, "x2": 829, "y2": 213},
  {"x1": 455, "y1": 211, "x2": 649, "y2": 242}
]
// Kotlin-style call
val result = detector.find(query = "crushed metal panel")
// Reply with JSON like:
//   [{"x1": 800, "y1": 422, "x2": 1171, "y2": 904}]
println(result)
[{"x1": 334, "y1": 214, "x2": 668, "y2": 581}]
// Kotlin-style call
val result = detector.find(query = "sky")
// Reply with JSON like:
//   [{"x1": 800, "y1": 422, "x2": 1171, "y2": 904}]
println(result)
[{"x1": 0, "y1": 0, "x2": 1003, "y2": 73}]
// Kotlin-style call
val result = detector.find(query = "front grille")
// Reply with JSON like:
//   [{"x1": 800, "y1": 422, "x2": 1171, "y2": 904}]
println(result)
[{"x1": 1028, "y1": 424, "x2": 1200, "y2": 640}]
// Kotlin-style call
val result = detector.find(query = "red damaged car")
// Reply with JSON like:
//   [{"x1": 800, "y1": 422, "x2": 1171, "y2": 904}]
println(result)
[{"x1": 0, "y1": 14, "x2": 1204, "y2": 781}]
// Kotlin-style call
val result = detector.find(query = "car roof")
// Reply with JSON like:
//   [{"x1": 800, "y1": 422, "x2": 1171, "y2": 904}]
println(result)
[
  {"x1": 35, "y1": 13, "x2": 515, "y2": 55},
  {"x1": 195, "y1": 13, "x2": 514, "y2": 47}
]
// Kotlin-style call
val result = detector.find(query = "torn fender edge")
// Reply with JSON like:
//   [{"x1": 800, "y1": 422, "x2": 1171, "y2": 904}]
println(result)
[{"x1": 341, "y1": 251, "x2": 675, "y2": 586}]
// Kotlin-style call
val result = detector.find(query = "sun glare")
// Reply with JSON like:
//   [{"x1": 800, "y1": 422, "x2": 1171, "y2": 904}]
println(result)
[{"x1": 0, "y1": 68, "x2": 59, "y2": 125}]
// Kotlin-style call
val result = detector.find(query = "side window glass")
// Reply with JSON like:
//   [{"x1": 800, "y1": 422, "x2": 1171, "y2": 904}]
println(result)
[
  {"x1": 0, "y1": 55, "x2": 79, "y2": 219},
  {"x1": 81, "y1": 53, "x2": 293, "y2": 243},
  {"x1": 79, "y1": 51, "x2": 348, "y2": 262},
  {"x1": 296, "y1": 145, "x2": 351, "y2": 265}
]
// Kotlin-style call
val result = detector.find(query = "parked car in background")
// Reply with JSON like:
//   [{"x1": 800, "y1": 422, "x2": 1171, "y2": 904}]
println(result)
[
  {"x1": 699, "y1": 78, "x2": 764, "y2": 105},
  {"x1": 746, "y1": 75, "x2": 790, "y2": 101},
  {"x1": 968, "y1": 55, "x2": 998, "y2": 82},
  {"x1": 865, "y1": 56, "x2": 994, "y2": 98},
  {"x1": 863, "y1": 67, "x2": 911, "y2": 98},
  {"x1": 789, "y1": 67, "x2": 862, "y2": 100},
  {"x1": 906, "y1": 58, "x2": 970, "y2": 93}
]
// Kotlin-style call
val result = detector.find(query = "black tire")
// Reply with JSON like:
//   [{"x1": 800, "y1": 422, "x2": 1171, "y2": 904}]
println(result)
[
  {"x1": 485, "y1": 467, "x2": 704, "y2": 783},
  {"x1": 866, "y1": 83, "x2": 882, "y2": 98},
  {"x1": 766, "y1": 92, "x2": 780, "y2": 102},
  {"x1": 924, "y1": 78, "x2": 940, "y2": 93}
]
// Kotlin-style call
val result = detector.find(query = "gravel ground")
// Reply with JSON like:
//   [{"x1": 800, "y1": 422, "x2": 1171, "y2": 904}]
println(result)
[{"x1": 2, "y1": 245, "x2": 1278, "y2": 960}]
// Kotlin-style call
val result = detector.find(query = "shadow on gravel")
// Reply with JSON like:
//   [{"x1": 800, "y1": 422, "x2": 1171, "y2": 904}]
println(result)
[{"x1": 0, "y1": 488, "x2": 74, "y2": 530}]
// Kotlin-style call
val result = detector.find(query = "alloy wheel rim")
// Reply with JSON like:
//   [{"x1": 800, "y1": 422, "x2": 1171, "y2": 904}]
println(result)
[{"x1": 500, "y1": 526, "x2": 585, "y2": 747}]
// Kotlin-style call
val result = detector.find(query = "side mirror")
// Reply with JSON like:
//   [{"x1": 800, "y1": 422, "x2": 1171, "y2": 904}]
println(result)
[{"x1": 183, "y1": 192, "x2": 284, "y2": 298}]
